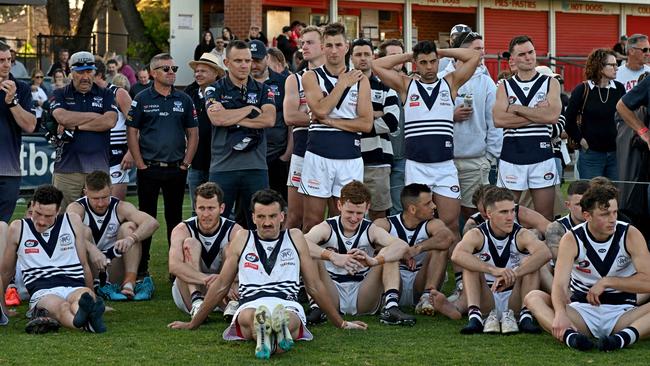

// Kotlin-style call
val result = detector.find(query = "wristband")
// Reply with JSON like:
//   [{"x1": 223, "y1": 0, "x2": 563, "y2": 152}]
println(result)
[
  {"x1": 637, "y1": 127, "x2": 649, "y2": 136},
  {"x1": 375, "y1": 255, "x2": 385, "y2": 266},
  {"x1": 320, "y1": 249, "x2": 333, "y2": 261}
]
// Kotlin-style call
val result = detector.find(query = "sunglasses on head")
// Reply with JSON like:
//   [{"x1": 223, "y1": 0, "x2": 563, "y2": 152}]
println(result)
[{"x1": 155, "y1": 65, "x2": 179, "y2": 73}]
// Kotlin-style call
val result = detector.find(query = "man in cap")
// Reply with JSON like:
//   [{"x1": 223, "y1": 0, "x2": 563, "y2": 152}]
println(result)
[
  {"x1": 438, "y1": 24, "x2": 473, "y2": 74},
  {"x1": 186, "y1": 53, "x2": 226, "y2": 212},
  {"x1": 50, "y1": 51, "x2": 118, "y2": 209}
]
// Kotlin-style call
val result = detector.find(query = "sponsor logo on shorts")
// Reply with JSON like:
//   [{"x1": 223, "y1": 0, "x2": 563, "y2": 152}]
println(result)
[
  {"x1": 244, "y1": 262, "x2": 259, "y2": 270},
  {"x1": 111, "y1": 171, "x2": 122, "y2": 178},
  {"x1": 291, "y1": 175, "x2": 301, "y2": 183},
  {"x1": 540, "y1": 142, "x2": 551, "y2": 149},
  {"x1": 24, "y1": 239, "x2": 39, "y2": 248},
  {"x1": 450, "y1": 185, "x2": 460, "y2": 193},
  {"x1": 307, "y1": 178, "x2": 320, "y2": 190},
  {"x1": 479, "y1": 253, "x2": 491, "y2": 262},
  {"x1": 543, "y1": 172, "x2": 555, "y2": 181},
  {"x1": 617, "y1": 256, "x2": 631, "y2": 268},
  {"x1": 505, "y1": 175, "x2": 518, "y2": 184},
  {"x1": 25, "y1": 248, "x2": 39, "y2": 254},
  {"x1": 445, "y1": 141, "x2": 452, "y2": 148},
  {"x1": 245, "y1": 253, "x2": 259, "y2": 262}
]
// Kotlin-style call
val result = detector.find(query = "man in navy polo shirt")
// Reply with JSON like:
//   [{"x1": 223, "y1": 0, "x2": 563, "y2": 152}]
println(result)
[
  {"x1": 0, "y1": 41, "x2": 36, "y2": 221},
  {"x1": 250, "y1": 40, "x2": 290, "y2": 200},
  {"x1": 205, "y1": 40, "x2": 275, "y2": 229},
  {"x1": 127, "y1": 53, "x2": 198, "y2": 283},
  {"x1": 51, "y1": 51, "x2": 118, "y2": 210}
]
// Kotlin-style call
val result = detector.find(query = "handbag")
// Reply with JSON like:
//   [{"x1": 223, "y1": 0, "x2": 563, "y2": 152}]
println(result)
[{"x1": 567, "y1": 82, "x2": 589, "y2": 150}]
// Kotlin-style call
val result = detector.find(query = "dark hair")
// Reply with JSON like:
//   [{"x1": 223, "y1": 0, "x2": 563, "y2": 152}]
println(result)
[
  {"x1": 584, "y1": 48, "x2": 616, "y2": 82},
  {"x1": 106, "y1": 59, "x2": 118, "y2": 67},
  {"x1": 282, "y1": 26, "x2": 291, "y2": 33},
  {"x1": 85, "y1": 170, "x2": 111, "y2": 191},
  {"x1": 195, "y1": 182, "x2": 225, "y2": 204},
  {"x1": 201, "y1": 30, "x2": 216, "y2": 48},
  {"x1": 251, "y1": 189, "x2": 287, "y2": 212},
  {"x1": 0, "y1": 42, "x2": 9, "y2": 52},
  {"x1": 508, "y1": 35, "x2": 534, "y2": 54},
  {"x1": 340, "y1": 181, "x2": 371, "y2": 205},
  {"x1": 351, "y1": 39, "x2": 373, "y2": 53},
  {"x1": 267, "y1": 47, "x2": 287, "y2": 66},
  {"x1": 567, "y1": 180, "x2": 591, "y2": 196},
  {"x1": 290, "y1": 20, "x2": 302, "y2": 29},
  {"x1": 33, "y1": 185, "x2": 64, "y2": 208},
  {"x1": 400, "y1": 184, "x2": 431, "y2": 210},
  {"x1": 412, "y1": 40, "x2": 437, "y2": 60},
  {"x1": 149, "y1": 53, "x2": 173, "y2": 69},
  {"x1": 453, "y1": 31, "x2": 483, "y2": 49},
  {"x1": 471, "y1": 184, "x2": 496, "y2": 207},
  {"x1": 59, "y1": 48, "x2": 69, "y2": 55},
  {"x1": 226, "y1": 40, "x2": 249, "y2": 58},
  {"x1": 590, "y1": 176, "x2": 616, "y2": 189},
  {"x1": 580, "y1": 185, "x2": 618, "y2": 213},
  {"x1": 94, "y1": 60, "x2": 106, "y2": 80},
  {"x1": 323, "y1": 22, "x2": 346, "y2": 40},
  {"x1": 483, "y1": 187, "x2": 515, "y2": 210},
  {"x1": 377, "y1": 39, "x2": 404, "y2": 58}
]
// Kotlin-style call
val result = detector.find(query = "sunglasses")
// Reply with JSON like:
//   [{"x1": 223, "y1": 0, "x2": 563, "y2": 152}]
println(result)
[
  {"x1": 34, "y1": 75, "x2": 44, "y2": 79},
  {"x1": 633, "y1": 47, "x2": 650, "y2": 53},
  {"x1": 155, "y1": 65, "x2": 179, "y2": 73}
]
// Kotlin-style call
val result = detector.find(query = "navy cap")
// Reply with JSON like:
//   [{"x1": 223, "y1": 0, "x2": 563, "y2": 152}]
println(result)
[{"x1": 249, "y1": 40, "x2": 268, "y2": 60}]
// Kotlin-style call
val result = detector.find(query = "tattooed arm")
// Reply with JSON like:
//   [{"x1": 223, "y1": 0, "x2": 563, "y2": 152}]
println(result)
[{"x1": 544, "y1": 221, "x2": 566, "y2": 262}]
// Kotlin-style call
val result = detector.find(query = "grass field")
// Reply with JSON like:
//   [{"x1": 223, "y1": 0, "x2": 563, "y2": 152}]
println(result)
[{"x1": 2, "y1": 194, "x2": 649, "y2": 365}]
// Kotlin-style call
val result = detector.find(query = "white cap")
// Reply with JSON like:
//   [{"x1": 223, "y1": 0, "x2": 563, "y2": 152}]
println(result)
[{"x1": 450, "y1": 24, "x2": 472, "y2": 37}]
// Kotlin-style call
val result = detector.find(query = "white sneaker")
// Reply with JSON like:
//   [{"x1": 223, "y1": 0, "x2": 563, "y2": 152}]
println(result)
[
  {"x1": 190, "y1": 299, "x2": 203, "y2": 319},
  {"x1": 272, "y1": 304, "x2": 294, "y2": 352},
  {"x1": 483, "y1": 309, "x2": 500, "y2": 333},
  {"x1": 223, "y1": 300, "x2": 239, "y2": 322},
  {"x1": 415, "y1": 294, "x2": 435, "y2": 316},
  {"x1": 254, "y1": 306, "x2": 273, "y2": 359},
  {"x1": 447, "y1": 282, "x2": 463, "y2": 303},
  {"x1": 501, "y1": 309, "x2": 519, "y2": 334}
]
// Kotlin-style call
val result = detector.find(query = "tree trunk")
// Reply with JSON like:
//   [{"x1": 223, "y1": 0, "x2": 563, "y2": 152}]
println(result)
[
  {"x1": 73, "y1": 0, "x2": 103, "y2": 51},
  {"x1": 111, "y1": 0, "x2": 161, "y2": 61},
  {"x1": 46, "y1": 0, "x2": 71, "y2": 36}
]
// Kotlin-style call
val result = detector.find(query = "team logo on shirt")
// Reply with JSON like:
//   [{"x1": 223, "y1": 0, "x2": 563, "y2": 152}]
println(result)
[
  {"x1": 617, "y1": 256, "x2": 631, "y2": 268},
  {"x1": 576, "y1": 259, "x2": 591, "y2": 274},
  {"x1": 410, "y1": 94, "x2": 419, "y2": 101},
  {"x1": 280, "y1": 248, "x2": 295, "y2": 262},
  {"x1": 245, "y1": 253, "x2": 259, "y2": 262},
  {"x1": 131, "y1": 100, "x2": 138, "y2": 107},
  {"x1": 479, "y1": 253, "x2": 491, "y2": 262},
  {"x1": 440, "y1": 90, "x2": 450, "y2": 102},
  {"x1": 92, "y1": 96, "x2": 104, "y2": 108},
  {"x1": 247, "y1": 93, "x2": 258, "y2": 104},
  {"x1": 372, "y1": 91, "x2": 383, "y2": 102},
  {"x1": 24, "y1": 239, "x2": 39, "y2": 248},
  {"x1": 508, "y1": 96, "x2": 518, "y2": 105},
  {"x1": 60, "y1": 234, "x2": 72, "y2": 245},
  {"x1": 173, "y1": 100, "x2": 184, "y2": 113}
]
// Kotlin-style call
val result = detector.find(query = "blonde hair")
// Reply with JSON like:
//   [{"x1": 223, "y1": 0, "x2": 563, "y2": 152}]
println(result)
[{"x1": 112, "y1": 74, "x2": 131, "y2": 90}]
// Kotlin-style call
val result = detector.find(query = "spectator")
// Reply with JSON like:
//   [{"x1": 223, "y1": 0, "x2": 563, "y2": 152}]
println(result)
[
  {"x1": 250, "y1": 40, "x2": 290, "y2": 200},
  {"x1": 52, "y1": 68, "x2": 67, "y2": 90},
  {"x1": 616, "y1": 34, "x2": 650, "y2": 92},
  {"x1": 0, "y1": 41, "x2": 37, "y2": 221},
  {"x1": 204, "y1": 40, "x2": 276, "y2": 229},
  {"x1": 209, "y1": 38, "x2": 227, "y2": 70},
  {"x1": 194, "y1": 30, "x2": 216, "y2": 61},
  {"x1": 29, "y1": 69, "x2": 48, "y2": 126},
  {"x1": 127, "y1": 53, "x2": 198, "y2": 277},
  {"x1": 130, "y1": 68, "x2": 152, "y2": 98},
  {"x1": 9, "y1": 49, "x2": 28, "y2": 79},
  {"x1": 114, "y1": 54, "x2": 137, "y2": 86},
  {"x1": 221, "y1": 26, "x2": 236, "y2": 43},
  {"x1": 47, "y1": 48, "x2": 70, "y2": 77},
  {"x1": 266, "y1": 47, "x2": 290, "y2": 75},
  {"x1": 50, "y1": 51, "x2": 118, "y2": 209},
  {"x1": 245, "y1": 25, "x2": 268, "y2": 46},
  {"x1": 613, "y1": 34, "x2": 628, "y2": 66},
  {"x1": 106, "y1": 59, "x2": 119, "y2": 84},
  {"x1": 289, "y1": 21, "x2": 304, "y2": 50},
  {"x1": 292, "y1": 50, "x2": 304, "y2": 71},
  {"x1": 276, "y1": 26, "x2": 297, "y2": 67},
  {"x1": 565, "y1": 48, "x2": 625, "y2": 180},
  {"x1": 185, "y1": 53, "x2": 225, "y2": 212},
  {"x1": 438, "y1": 24, "x2": 472, "y2": 75}
]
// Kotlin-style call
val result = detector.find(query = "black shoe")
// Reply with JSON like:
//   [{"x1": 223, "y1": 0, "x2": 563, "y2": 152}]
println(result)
[
  {"x1": 306, "y1": 307, "x2": 327, "y2": 325},
  {"x1": 519, "y1": 317, "x2": 542, "y2": 334},
  {"x1": 460, "y1": 317, "x2": 484, "y2": 334},
  {"x1": 73, "y1": 293, "x2": 94, "y2": 329},
  {"x1": 86, "y1": 297, "x2": 107, "y2": 333},
  {"x1": 598, "y1": 335, "x2": 621, "y2": 352},
  {"x1": 25, "y1": 316, "x2": 61, "y2": 334},
  {"x1": 379, "y1": 307, "x2": 416, "y2": 326}
]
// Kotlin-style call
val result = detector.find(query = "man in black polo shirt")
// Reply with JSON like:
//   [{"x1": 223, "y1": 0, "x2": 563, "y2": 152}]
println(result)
[
  {"x1": 250, "y1": 40, "x2": 290, "y2": 199},
  {"x1": 51, "y1": 51, "x2": 118, "y2": 209},
  {"x1": 126, "y1": 53, "x2": 198, "y2": 281},
  {"x1": 0, "y1": 42, "x2": 37, "y2": 221},
  {"x1": 205, "y1": 40, "x2": 275, "y2": 229},
  {"x1": 185, "y1": 53, "x2": 225, "y2": 213}
]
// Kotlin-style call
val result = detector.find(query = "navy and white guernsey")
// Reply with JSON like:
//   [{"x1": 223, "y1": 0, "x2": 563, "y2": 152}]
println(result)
[
  {"x1": 570, "y1": 221, "x2": 636, "y2": 305},
  {"x1": 321, "y1": 216, "x2": 374, "y2": 282},
  {"x1": 17, "y1": 214, "x2": 85, "y2": 295},
  {"x1": 557, "y1": 213, "x2": 579, "y2": 232},
  {"x1": 77, "y1": 196, "x2": 122, "y2": 252},
  {"x1": 307, "y1": 65, "x2": 361, "y2": 159},
  {"x1": 501, "y1": 73, "x2": 554, "y2": 164},
  {"x1": 403, "y1": 78, "x2": 455, "y2": 163},
  {"x1": 360, "y1": 75, "x2": 400, "y2": 166},
  {"x1": 184, "y1": 216, "x2": 236, "y2": 273},
  {"x1": 387, "y1": 214, "x2": 430, "y2": 272},
  {"x1": 108, "y1": 84, "x2": 127, "y2": 148},
  {"x1": 474, "y1": 221, "x2": 528, "y2": 285},
  {"x1": 292, "y1": 70, "x2": 309, "y2": 158},
  {"x1": 238, "y1": 230, "x2": 300, "y2": 305}
]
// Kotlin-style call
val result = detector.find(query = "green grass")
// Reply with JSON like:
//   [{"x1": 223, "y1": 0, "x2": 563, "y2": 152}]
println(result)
[{"x1": 2, "y1": 195, "x2": 649, "y2": 365}]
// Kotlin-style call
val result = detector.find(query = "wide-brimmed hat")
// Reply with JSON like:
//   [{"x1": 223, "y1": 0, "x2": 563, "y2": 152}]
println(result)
[{"x1": 188, "y1": 52, "x2": 224, "y2": 74}]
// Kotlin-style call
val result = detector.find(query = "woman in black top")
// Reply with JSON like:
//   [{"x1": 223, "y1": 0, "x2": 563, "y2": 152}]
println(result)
[
  {"x1": 565, "y1": 48, "x2": 626, "y2": 180},
  {"x1": 194, "y1": 30, "x2": 216, "y2": 61}
]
